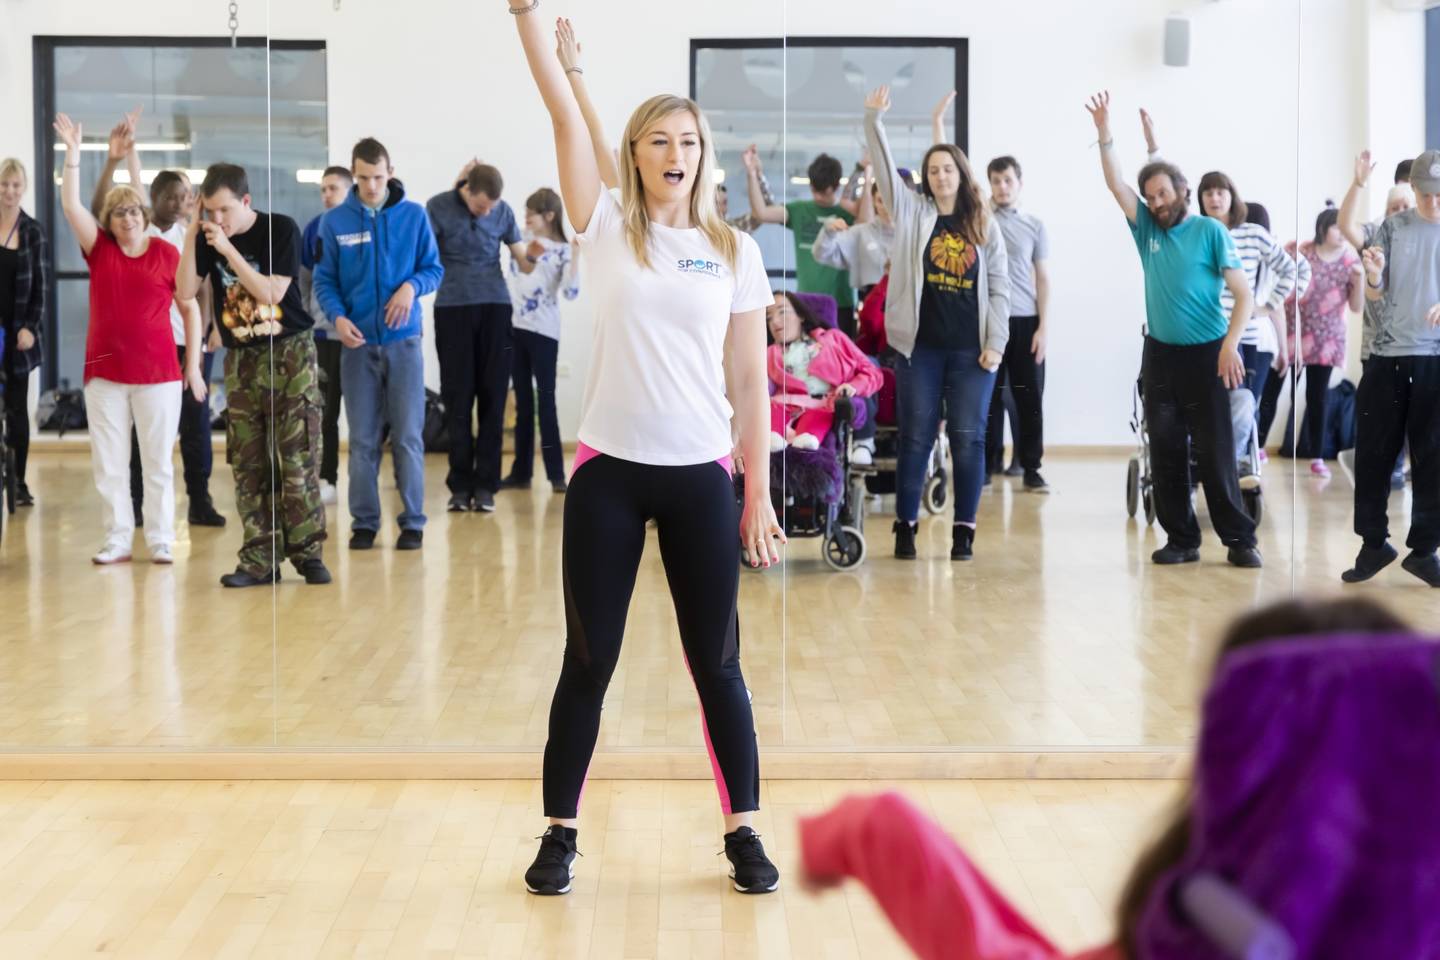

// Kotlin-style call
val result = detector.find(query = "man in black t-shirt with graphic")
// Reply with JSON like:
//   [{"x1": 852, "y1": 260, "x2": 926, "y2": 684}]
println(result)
[{"x1": 178, "y1": 163, "x2": 331, "y2": 588}]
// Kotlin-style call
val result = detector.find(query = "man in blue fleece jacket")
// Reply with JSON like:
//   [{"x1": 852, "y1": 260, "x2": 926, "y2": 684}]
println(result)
[{"x1": 314, "y1": 138, "x2": 444, "y2": 551}]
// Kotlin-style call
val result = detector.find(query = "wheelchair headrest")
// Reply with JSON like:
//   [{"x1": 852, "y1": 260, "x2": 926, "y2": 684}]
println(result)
[
  {"x1": 792, "y1": 292, "x2": 838, "y2": 330},
  {"x1": 1136, "y1": 633, "x2": 1440, "y2": 958}
]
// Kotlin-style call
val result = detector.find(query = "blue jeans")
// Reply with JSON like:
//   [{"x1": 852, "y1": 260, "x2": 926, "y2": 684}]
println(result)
[
  {"x1": 341, "y1": 336, "x2": 427, "y2": 532},
  {"x1": 895, "y1": 344, "x2": 996, "y2": 525}
]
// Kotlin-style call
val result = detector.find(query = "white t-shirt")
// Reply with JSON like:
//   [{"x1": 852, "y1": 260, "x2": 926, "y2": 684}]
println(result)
[
  {"x1": 576, "y1": 189, "x2": 772, "y2": 466},
  {"x1": 145, "y1": 221, "x2": 187, "y2": 346}
]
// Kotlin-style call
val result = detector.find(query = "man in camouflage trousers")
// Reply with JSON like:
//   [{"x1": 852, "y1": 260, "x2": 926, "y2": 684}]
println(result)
[
  {"x1": 179, "y1": 162, "x2": 332, "y2": 587},
  {"x1": 225, "y1": 334, "x2": 327, "y2": 577}
]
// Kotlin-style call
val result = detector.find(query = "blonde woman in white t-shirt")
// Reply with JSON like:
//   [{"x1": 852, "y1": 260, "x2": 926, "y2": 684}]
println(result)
[{"x1": 507, "y1": 0, "x2": 785, "y2": 897}]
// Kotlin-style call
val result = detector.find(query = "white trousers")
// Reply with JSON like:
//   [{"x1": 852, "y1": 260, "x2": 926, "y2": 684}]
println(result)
[{"x1": 84, "y1": 377, "x2": 182, "y2": 550}]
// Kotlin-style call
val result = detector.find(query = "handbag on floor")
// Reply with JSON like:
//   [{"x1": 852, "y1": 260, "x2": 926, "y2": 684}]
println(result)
[
  {"x1": 36, "y1": 386, "x2": 87, "y2": 435},
  {"x1": 423, "y1": 388, "x2": 449, "y2": 453}
]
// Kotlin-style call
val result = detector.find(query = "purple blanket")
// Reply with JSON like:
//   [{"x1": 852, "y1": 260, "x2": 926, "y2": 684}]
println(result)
[{"x1": 1138, "y1": 632, "x2": 1440, "y2": 958}]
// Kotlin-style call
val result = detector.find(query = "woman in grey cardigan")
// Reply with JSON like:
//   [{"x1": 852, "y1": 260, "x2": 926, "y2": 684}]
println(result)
[{"x1": 863, "y1": 86, "x2": 1010, "y2": 561}]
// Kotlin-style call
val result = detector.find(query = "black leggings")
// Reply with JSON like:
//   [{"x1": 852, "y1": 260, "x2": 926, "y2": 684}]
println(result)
[
  {"x1": 542, "y1": 453, "x2": 759, "y2": 819},
  {"x1": 1257, "y1": 364, "x2": 1332, "y2": 456},
  {"x1": 2, "y1": 352, "x2": 29, "y2": 487}
]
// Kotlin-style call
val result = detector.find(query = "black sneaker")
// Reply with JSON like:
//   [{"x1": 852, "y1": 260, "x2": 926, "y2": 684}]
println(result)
[
  {"x1": 1151, "y1": 543, "x2": 1200, "y2": 565},
  {"x1": 1401, "y1": 551, "x2": 1440, "y2": 587},
  {"x1": 1227, "y1": 546, "x2": 1263, "y2": 568},
  {"x1": 349, "y1": 528, "x2": 377, "y2": 550},
  {"x1": 447, "y1": 494, "x2": 471, "y2": 513},
  {"x1": 951, "y1": 524, "x2": 974, "y2": 561},
  {"x1": 220, "y1": 567, "x2": 279, "y2": 588},
  {"x1": 188, "y1": 496, "x2": 227, "y2": 527},
  {"x1": 499, "y1": 475, "x2": 532, "y2": 490},
  {"x1": 723, "y1": 827, "x2": 780, "y2": 894},
  {"x1": 551, "y1": 479, "x2": 568, "y2": 494},
  {"x1": 1342, "y1": 542, "x2": 1398, "y2": 583},
  {"x1": 524, "y1": 825, "x2": 579, "y2": 896},
  {"x1": 893, "y1": 520, "x2": 917, "y2": 560},
  {"x1": 396, "y1": 529, "x2": 423, "y2": 551},
  {"x1": 15, "y1": 483, "x2": 34, "y2": 507},
  {"x1": 296, "y1": 558, "x2": 332, "y2": 584},
  {"x1": 473, "y1": 490, "x2": 496, "y2": 513},
  {"x1": 1023, "y1": 470, "x2": 1049, "y2": 493}
]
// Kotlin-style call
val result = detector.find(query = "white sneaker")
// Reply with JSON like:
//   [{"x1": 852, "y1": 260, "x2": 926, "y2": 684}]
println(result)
[
  {"x1": 92, "y1": 543, "x2": 132, "y2": 565},
  {"x1": 150, "y1": 544, "x2": 174, "y2": 565},
  {"x1": 791, "y1": 433, "x2": 821, "y2": 451},
  {"x1": 851, "y1": 445, "x2": 873, "y2": 466},
  {"x1": 769, "y1": 432, "x2": 786, "y2": 453},
  {"x1": 320, "y1": 480, "x2": 337, "y2": 505}
]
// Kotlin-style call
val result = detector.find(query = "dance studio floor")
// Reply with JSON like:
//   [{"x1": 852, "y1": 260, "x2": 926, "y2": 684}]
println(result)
[
  {"x1": 0, "y1": 777, "x2": 1175, "y2": 957},
  {"x1": 1, "y1": 449, "x2": 1433, "y2": 752}
]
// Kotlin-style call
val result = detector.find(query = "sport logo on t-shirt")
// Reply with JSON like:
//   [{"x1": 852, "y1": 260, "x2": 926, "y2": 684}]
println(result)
[
  {"x1": 676, "y1": 258, "x2": 724, "y2": 279},
  {"x1": 217, "y1": 259, "x2": 285, "y2": 342},
  {"x1": 926, "y1": 228, "x2": 977, "y2": 294}
]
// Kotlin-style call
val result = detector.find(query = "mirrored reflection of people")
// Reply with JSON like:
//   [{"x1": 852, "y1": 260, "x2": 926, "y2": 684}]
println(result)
[
  {"x1": 507, "y1": 0, "x2": 784, "y2": 899},
  {"x1": 54, "y1": 114, "x2": 206, "y2": 566},
  {"x1": 1344, "y1": 150, "x2": 1440, "y2": 587},
  {"x1": 0, "y1": 157, "x2": 45, "y2": 509},
  {"x1": 315, "y1": 139, "x2": 443, "y2": 551},
  {"x1": 178, "y1": 162, "x2": 331, "y2": 588},
  {"x1": 865, "y1": 84, "x2": 1011, "y2": 563},
  {"x1": 1085, "y1": 91, "x2": 1260, "y2": 568}
]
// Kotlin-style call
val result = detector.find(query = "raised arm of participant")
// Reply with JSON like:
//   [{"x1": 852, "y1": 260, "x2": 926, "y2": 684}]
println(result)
[
  {"x1": 1140, "y1": 107, "x2": 1161, "y2": 161},
  {"x1": 743, "y1": 145, "x2": 787, "y2": 225},
  {"x1": 931, "y1": 90, "x2": 956, "y2": 145},
  {"x1": 509, "y1": 4, "x2": 600, "y2": 233},
  {"x1": 555, "y1": 17, "x2": 620, "y2": 192},
  {"x1": 1085, "y1": 91, "x2": 1139, "y2": 223},
  {"x1": 90, "y1": 114, "x2": 138, "y2": 218},
  {"x1": 811, "y1": 217, "x2": 857, "y2": 272},
  {"x1": 1339, "y1": 151, "x2": 1376, "y2": 251},
  {"x1": 864, "y1": 86, "x2": 918, "y2": 226},
  {"x1": 54, "y1": 114, "x2": 99, "y2": 256}
]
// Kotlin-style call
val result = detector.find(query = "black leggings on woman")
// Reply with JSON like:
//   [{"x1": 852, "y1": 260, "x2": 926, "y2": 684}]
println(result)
[
  {"x1": 1257, "y1": 364, "x2": 1332, "y2": 456},
  {"x1": 541, "y1": 453, "x2": 759, "y2": 820}
]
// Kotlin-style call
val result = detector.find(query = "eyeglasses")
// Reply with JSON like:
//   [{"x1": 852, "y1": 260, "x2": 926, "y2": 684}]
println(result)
[{"x1": 111, "y1": 206, "x2": 143, "y2": 219}]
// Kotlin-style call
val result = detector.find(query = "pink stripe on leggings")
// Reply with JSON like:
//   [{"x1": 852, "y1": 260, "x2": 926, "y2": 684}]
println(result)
[
  {"x1": 681, "y1": 651, "x2": 733, "y2": 815},
  {"x1": 572, "y1": 442, "x2": 733, "y2": 479}
]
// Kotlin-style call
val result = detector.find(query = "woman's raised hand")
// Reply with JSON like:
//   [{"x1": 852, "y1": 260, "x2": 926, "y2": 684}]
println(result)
[{"x1": 865, "y1": 86, "x2": 891, "y2": 114}]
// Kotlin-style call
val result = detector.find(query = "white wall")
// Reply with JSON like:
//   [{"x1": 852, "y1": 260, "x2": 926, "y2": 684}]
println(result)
[{"x1": 2, "y1": 0, "x2": 1424, "y2": 444}]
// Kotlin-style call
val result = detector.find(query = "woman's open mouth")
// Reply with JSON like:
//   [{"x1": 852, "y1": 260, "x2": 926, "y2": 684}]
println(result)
[{"x1": 663, "y1": 169, "x2": 685, "y2": 185}]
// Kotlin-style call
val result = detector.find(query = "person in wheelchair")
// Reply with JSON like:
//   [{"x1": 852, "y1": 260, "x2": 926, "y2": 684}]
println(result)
[{"x1": 766, "y1": 291, "x2": 881, "y2": 454}]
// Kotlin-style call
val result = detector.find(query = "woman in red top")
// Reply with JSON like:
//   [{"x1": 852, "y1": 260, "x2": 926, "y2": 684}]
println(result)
[{"x1": 55, "y1": 114, "x2": 205, "y2": 565}]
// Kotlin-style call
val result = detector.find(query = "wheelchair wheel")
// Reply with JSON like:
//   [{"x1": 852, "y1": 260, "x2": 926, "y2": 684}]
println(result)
[
  {"x1": 1126, "y1": 457, "x2": 1140, "y2": 518},
  {"x1": 923, "y1": 471, "x2": 948, "y2": 515},
  {"x1": 823, "y1": 525, "x2": 866, "y2": 570},
  {"x1": 1142, "y1": 484, "x2": 1157, "y2": 526},
  {"x1": 1243, "y1": 488, "x2": 1263, "y2": 526},
  {"x1": 847, "y1": 476, "x2": 868, "y2": 533}
]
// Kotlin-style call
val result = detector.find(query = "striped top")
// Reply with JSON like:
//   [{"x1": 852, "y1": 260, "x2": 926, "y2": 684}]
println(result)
[{"x1": 1219, "y1": 222, "x2": 1303, "y2": 351}]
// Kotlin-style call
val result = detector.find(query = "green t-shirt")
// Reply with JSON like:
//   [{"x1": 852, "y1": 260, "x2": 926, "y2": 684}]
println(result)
[
  {"x1": 1128, "y1": 204, "x2": 1240, "y2": 345},
  {"x1": 786, "y1": 200, "x2": 855, "y2": 308}
]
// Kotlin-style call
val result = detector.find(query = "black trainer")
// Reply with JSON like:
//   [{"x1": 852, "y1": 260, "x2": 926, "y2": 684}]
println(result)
[
  {"x1": 296, "y1": 558, "x2": 332, "y2": 585},
  {"x1": 447, "y1": 494, "x2": 471, "y2": 513},
  {"x1": 473, "y1": 490, "x2": 496, "y2": 513},
  {"x1": 1151, "y1": 543, "x2": 1200, "y2": 565},
  {"x1": 499, "y1": 475, "x2": 531, "y2": 490},
  {"x1": 951, "y1": 523, "x2": 974, "y2": 561},
  {"x1": 1342, "y1": 542, "x2": 1399, "y2": 583},
  {"x1": 349, "y1": 528, "x2": 377, "y2": 550},
  {"x1": 220, "y1": 567, "x2": 279, "y2": 588},
  {"x1": 723, "y1": 827, "x2": 780, "y2": 894},
  {"x1": 188, "y1": 496, "x2": 227, "y2": 527},
  {"x1": 396, "y1": 529, "x2": 423, "y2": 551},
  {"x1": 1401, "y1": 551, "x2": 1440, "y2": 587},
  {"x1": 15, "y1": 483, "x2": 34, "y2": 507},
  {"x1": 551, "y1": 479, "x2": 568, "y2": 494},
  {"x1": 1227, "y1": 546, "x2": 1263, "y2": 568},
  {"x1": 524, "y1": 825, "x2": 579, "y2": 896},
  {"x1": 893, "y1": 520, "x2": 917, "y2": 560},
  {"x1": 1023, "y1": 469, "x2": 1049, "y2": 493}
]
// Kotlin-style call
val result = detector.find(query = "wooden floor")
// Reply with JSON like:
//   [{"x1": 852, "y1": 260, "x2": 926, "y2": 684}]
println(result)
[
  {"x1": 0, "y1": 449, "x2": 1432, "y2": 751},
  {"x1": 0, "y1": 777, "x2": 1176, "y2": 958}
]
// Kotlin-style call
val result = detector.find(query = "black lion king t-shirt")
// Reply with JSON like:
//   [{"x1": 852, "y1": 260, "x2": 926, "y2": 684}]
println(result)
[
  {"x1": 916, "y1": 213, "x2": 981, "y2": 350},
  {"x1": 194, "y1": 211, "x2": 315, "y2": 350}
]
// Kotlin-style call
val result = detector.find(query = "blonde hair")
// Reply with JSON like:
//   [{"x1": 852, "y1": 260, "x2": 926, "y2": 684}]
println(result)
[
  {"x1": 0, "y1": 158, "x2": 26, "y2": 189},
  {"x1": 618, "y1": 95, "x2": 738, "y2": 271},
  {"x1": 98, "y1": 185, "x2": 150, "y2": 234}
]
